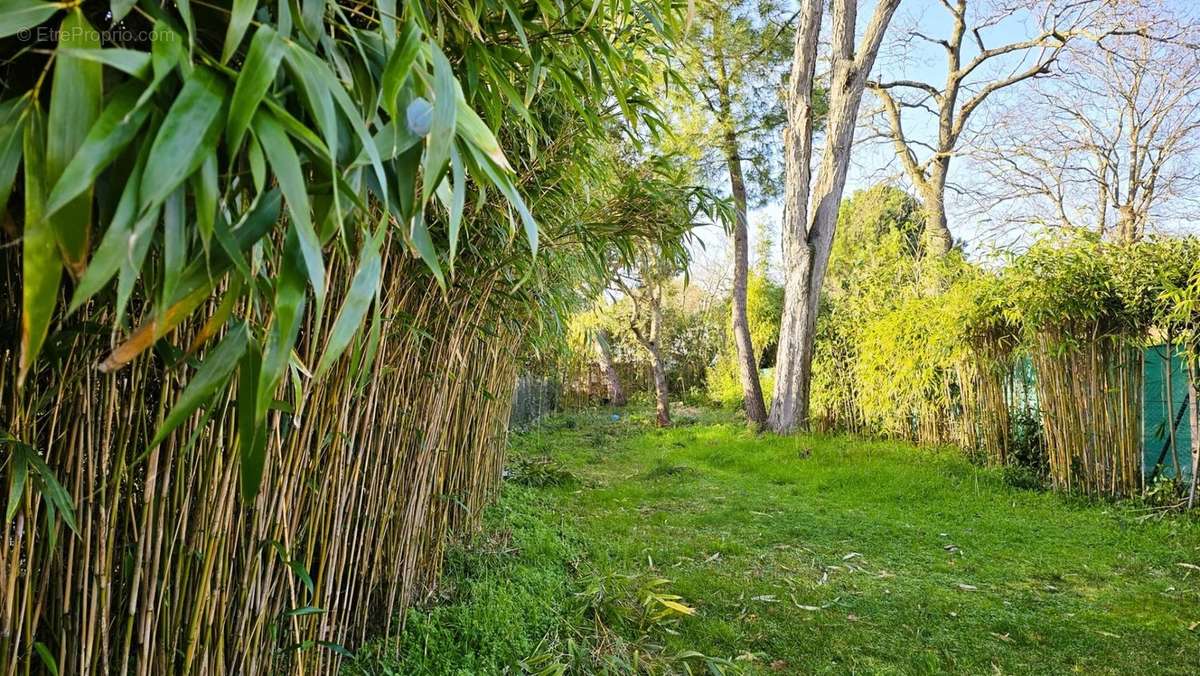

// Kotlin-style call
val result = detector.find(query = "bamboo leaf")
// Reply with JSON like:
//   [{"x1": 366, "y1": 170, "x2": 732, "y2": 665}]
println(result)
[
  {"x1": 243, "y1": 223, "x2": 307, "y2": 500},
  {"x1": 46, "y1": 9, "x2": 102, "y2": 279},
  {"x1": 455, "y1": 94, "x2": 511, "y2": 171},
  {"x1": 33, "y1": 642, "x2": 59, "y2": 676},
  {"x1": 140, "y1": 67, "x2": 228, "y2": 212},
  {"x1": 447, "y1": 143, "x2": 465, "y2": 270},
  {"x1": 19, "y1": 106, "x2": 60, "y2": 388},
  {"x1": 236, "y1": 340, "x2": 264, "y2": 502},
  {"x1": 161, "y1": 188, "x2": 186, "y2": 308},
  {"x1": 45, "y1": 80, "x2": 152, "y2": 218},
  {"x1": 21, "y1": 443, "x2": 77, "y2": 534},
  {"x1": 252, "y1": 110, "x2": 325, "y2": 309},
  {"x1": 56, "y1": 48, "x2": 150, "y2": 79},
  {"x1": 67, "y1": 135, "x2": 150, "y2": 313},
  {"x1": 5, "y1": 450, "x2": 28, "y2": 522},
  {"x1": 0, "y1": 103, "x2": 26, "y2": 219},
  {"x1": 149, "y1": 322, "x2": 249, "y2": 449},
  {"x1": 188, "y1": 276, "x2": 245, "y2": 354},
  {"x1": 110, "y1": 0, "x2": 136, "y2": 22},
  {"x1": 315, "y1": 230, "x2": 382, "y2": 377},
  {"x1": 96, "y1": 192, "x2": 281, "y2": 371},
  {"x1": 422, "y1": 44, "x2": 457, "y2": 202},
  {"x1": 409, "y1": 213, "x2": 445, "y2": 290},
  {"x1": 221, "y1": 0, "x2": 258, "y2": 64},
  {"x1": 227, "y1": 25, "x2": 284, "y2": 155},
  {"x1": 381, "y1": 20, "x2": 421, "y2": 120},
  {"x1": 0, "y1": 0, "x2": 60, "y2": 39},
  {"x1": 193, "y1": 151, "x2": 218, "y2": 250},
  {"x1": 465, "y1": 143, "x2": 537, "y2": 257}
]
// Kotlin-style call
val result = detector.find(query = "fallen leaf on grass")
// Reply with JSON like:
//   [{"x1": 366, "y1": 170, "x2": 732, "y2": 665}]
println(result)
[
  {"x1": 990, "y1": 632, "x2": 1012, "y2": 643},
  {"x1": 752, "y1": 595, "x2": 779, "y2": 603},
  {"x1": 1187, "y1": 621, "x2": 1198, "y2": 632},
  {"x1": 956, "y1": 583, "x2": 978, "y2": 591},
  {"x1": 1177, "y1": 562, "x2": 1200, "y2": 572},
  {"x1": 843, "y1": 552, "x2": 862, "y2": 561},
  {"x1": 1095, "y1": 630, "x2": 1121, "y2": 639}
]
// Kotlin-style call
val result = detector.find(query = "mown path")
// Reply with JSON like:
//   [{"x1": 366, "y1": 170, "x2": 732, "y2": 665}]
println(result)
[{"x1": 352, "y1": 408, "x2": 1200, "y2": 675}]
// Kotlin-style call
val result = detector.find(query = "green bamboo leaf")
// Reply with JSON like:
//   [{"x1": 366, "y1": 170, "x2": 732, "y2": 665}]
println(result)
[
  {"x1": 251, "y1": 110, "x2": 325, "y2": 309},
  {"x1": 149, "y1": 322, "x2": 248, "y2": 449},
  {"x1": 140, "y1": 67, "x2": 228, "y2": 212},
  {"x1": 409, "y1": 212, "x2": 445, "y2": 290},
  {"x1": 45, "y1": 80, "x2": 151, "y2": 217},
  {"x1": 296, "y1": 47, "x2": 387, "y2": 206},
  {"x1": 151, "y1": 19, "x2": 186, "y2": 80},
  {"x1": 380, "y1": 20, "x2": 421, "y2": 120},
  {"x1": 0, "y1": 0, "x2": 60, "y2": 39},
  {"x1": 300, "y1": 0, "x2": 324, "y2": 40},
  {"x1": 0, "y1": 104, "x2": 26, "y2": 219},
  {"x1": 47, "y1": 9, "x2": 103, "y2": 279},
  {"x1": 193, "y1": 151, "x2": 218, "y2": 250},
  {"x1": 67, "y1": 134, "x2": 150, "y2": 313},
  {"x1": 285, "y1": 606, "x2": 326, "y2": 618},
  {"x1": 176, "y1": 0, "x2": 195, "y2": 52},
  {"x1": 5, "y1": 450, "x2": 27, "y2": 522},
  {"x1": 161, "y1": 188, "x2": 186, "y2": 308},
  {"x1": 349, "y1": 291, "x2": 381, "y2": 390},
  {"x1": 244, "y1": 224, "x2": 307, "y2": 501},
  {"x1": 455, "y1": 94, "x2": 511, "y2": 171},
  {"x1": 227, "y1": 25, "x2": 284, "y2": 155},
  {"x1": 33, "y1": 642, "x2": 59, "y2": 676},
  {"x1": 171, "y1": 190, "x2": 282, "y2": 306},
  {"x1": 315, "y1": 230, "x2": 382, "y2": 377},
  {"x1": 377, "y1": 0, "x2": 396, "y2": 47},
  {"x1": 447, "y1": 143, "x2": 465, "y2": 270},
  {"x1": 115, "y1": 206, "x2": 159, "y2": 327},
  {"x1": 247, "y1": 133, "x2": 266, "y2": 192},
  {"x1": 19, "y1": 106, "x2": 59, "y2": 388},
  {"x1": 56, "y1": 48, "x2": 150, "y2": 79},
  {"x1": 21, "y1": 444, "x2": 77, "y2": 534},
  {"x1": 465, "y1": 143, "x2": 537, "y2": 257},
  {"x1": 221, "y1": 0, "x2": 258, "y2": 64},
  {"x1": 236, "y1": 340, "x2": 263, "y2": 500},
  {"x1": 281, "y1": 47, "x2": 339, "y2": 162},
  {"x1": 110, "y1": 0, "x2": 136, "y2": 22},
  {"x1": 422, "y1": 44, "x2": 457, "y2": 203}
]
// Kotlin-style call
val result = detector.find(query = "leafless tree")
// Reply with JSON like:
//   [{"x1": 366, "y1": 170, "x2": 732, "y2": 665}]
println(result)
[
  {"x1": 866, "y1": 0, "x2": 1135, "y2": 253},
  {"x1": 977, "y1": 10, "x2": 1200, "y2": 242},
  {"x1": 770, "y1": 0, "x2": 903, "y2": 433},
  {"x1": 614, "y1": 258, "x2": 673, "y2": 426}
]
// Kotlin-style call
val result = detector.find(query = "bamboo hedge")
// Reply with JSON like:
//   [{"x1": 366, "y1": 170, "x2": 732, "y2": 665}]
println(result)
[
  {"x1": 813, "y1": 230, "x2": 1200, "y2": 498},
  {"x1": 0, "y1": 0, "x2": 701, "y2": 672}
]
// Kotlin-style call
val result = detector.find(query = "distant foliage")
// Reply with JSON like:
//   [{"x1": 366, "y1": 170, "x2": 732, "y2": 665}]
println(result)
[{"x1": 707, "y1": 270, "x2": 783, "y2": 408}]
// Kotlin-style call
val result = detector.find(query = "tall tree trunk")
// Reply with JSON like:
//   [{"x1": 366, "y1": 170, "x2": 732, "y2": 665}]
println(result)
[
  {"x1": 922, "y1": 162, "x2": 953, "y2": 255},
  {"x1": 638, "y1": 298, "x2": 671, "y2": 426},
  {"x1": 594, "y1": 330, "x2": 627, "y2": 406},
  {"x1": 715, "y1": 66, "x2": 768, "y2": 427},
  {"x1": 770, "y1": 0, "x2": 901, "y2": 433}
]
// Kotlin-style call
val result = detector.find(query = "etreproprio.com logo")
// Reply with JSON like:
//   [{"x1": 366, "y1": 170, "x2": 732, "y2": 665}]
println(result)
[{"x1": 16, "y1": 25, "x2": 177, "y2": 43}]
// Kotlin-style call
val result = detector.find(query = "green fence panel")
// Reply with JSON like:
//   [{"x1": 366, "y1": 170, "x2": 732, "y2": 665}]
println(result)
[{"x1": 1142, "y1": 344, "x2": 1194, "y2": 483}]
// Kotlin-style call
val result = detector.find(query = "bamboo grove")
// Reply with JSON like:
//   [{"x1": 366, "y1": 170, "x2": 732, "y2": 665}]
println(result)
[
  {"x1": 811, "y1": 226, "x2": 1200, "y2": 500},
  {"x1": 0, "y1": 0, "x2": 708, "y2": 672}
]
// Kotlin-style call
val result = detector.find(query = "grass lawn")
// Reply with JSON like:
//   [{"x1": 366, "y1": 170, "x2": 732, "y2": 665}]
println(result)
[{"x1": 349, "y1": 406, "x2": 1200, "y2": 675}]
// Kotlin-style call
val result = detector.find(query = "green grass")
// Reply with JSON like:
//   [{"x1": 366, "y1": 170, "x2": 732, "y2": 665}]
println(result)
[{"x1": 351, "y1": 406, "x2": 1200, "y2": 674}]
